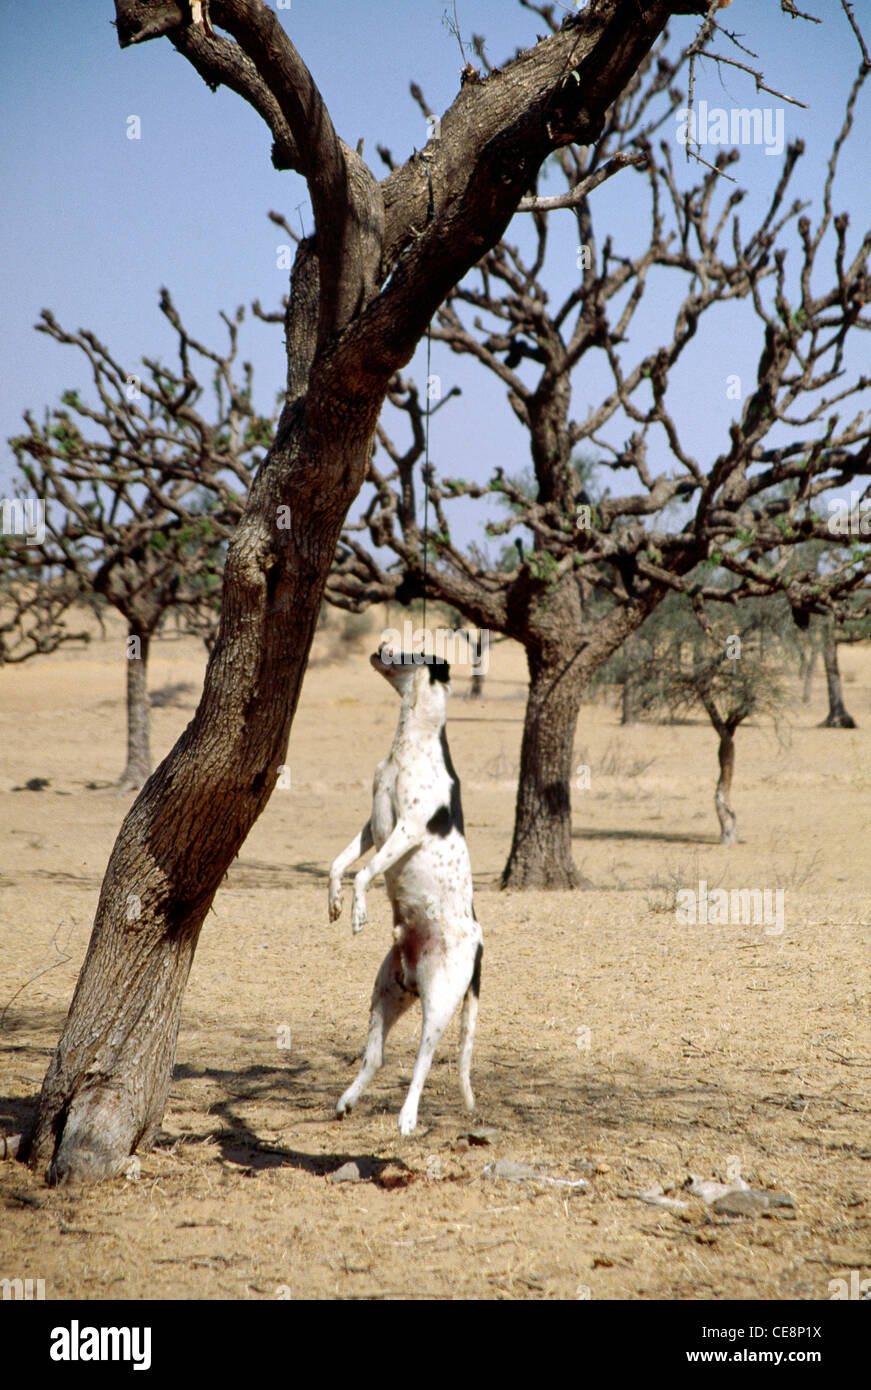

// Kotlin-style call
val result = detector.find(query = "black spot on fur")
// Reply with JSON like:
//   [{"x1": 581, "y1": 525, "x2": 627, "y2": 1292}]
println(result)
[
  {"x1": 427, "y1": 658, "x2": 450, "y2": 684},
  {"x1": 439, "y1": 727, "x2": 465, "y2": 834},
  {"x1": 426, "y1": 804, "x2": 452, "y2": 836},
  {"x1": 470, "y1": 942, "x2": 483, "y2": 998}
]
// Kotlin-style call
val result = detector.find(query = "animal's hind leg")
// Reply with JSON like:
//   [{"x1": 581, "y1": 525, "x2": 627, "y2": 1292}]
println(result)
[
  {"x1": 336, "y1": 946, "x2": 413, "y2": 1118},
  {"x1": 398, "y1": 933, "x2": 481, "y2": 1137},
  {"x1": 458, "y1": 942, "x2": 482, "y2": 1111}
]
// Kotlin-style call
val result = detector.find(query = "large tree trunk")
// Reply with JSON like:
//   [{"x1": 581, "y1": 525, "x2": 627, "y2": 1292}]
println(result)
[
  {"x1": 820, "y1": 628, "x2": 856, "y2": 728},
  {"x1": 29, "y1": 426, "x2": 363, "y2": 1183},
  {"x1": 501, "y1": 644, "x2": 586, "y2": 889},
  {"x1": 27, "y1": 244, "x2": 374, "y2": 1184},
  {"x1": 119, "y1": 625, "x2": 151, "y2": 790},
  {"x1": 714, "y1": 724, "x2": 738, "y2": 845}
]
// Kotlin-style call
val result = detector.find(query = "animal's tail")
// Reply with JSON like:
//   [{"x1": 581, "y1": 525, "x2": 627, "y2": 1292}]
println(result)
[{"x1": 458, "y1": 942, "x2": 482, "y2": 1111}]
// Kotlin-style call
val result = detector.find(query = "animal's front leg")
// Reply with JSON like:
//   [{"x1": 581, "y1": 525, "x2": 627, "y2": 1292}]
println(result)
[
  {"x1": 351, "y1": 819, "x2": 420, "y2": 933},
  {"x1": 328, "y1": 822, "x2": 373, "y2": 922}
]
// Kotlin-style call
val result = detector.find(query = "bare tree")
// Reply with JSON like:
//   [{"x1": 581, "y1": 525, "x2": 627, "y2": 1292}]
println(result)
[
  {"x1": 779, "y1": 536, "x2": 871, "y2": 726},
  {"x1": 0, "y1": 548, "x2": 89, "y2": 666},
  {"x1": 22, "y1": 0, "x2": 829, "y2": 1184},
  {"x1": 328, "y1": 26, "x2": 871, "y2": 887},
  {"x1": 613, "y1": 591, "x2": 792, "y2": 843},
  {"x1": 9, "y1": 293, "x2": 271, "y2": 787}
]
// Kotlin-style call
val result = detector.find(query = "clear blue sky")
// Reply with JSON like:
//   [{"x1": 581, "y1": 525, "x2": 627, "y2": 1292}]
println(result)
[{"x1": 2, "y1": 1, "x2": 869, "y2": 547}]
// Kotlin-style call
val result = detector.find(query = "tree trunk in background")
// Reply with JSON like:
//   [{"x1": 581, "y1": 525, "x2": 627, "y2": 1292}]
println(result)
[
  {"x1": 800, "y1": 645, "x2": 817, "y2": 705},
  {"x1": 498, "y1": 575, "x2": 667, "y2": 888},
  {"x1": 820, "y1": 628, "x2": 856, "y2": 728},
  {"x1": 621, "y1": 669, "x2": 641, "y2": 725},
  {"x1": 119, "y1": 626, "x2": 151, "y2": 790},
  {"x1": 501, "y1": 644, "x2": 586, "y2": 889},
  {"x1": 714, "y1": 725, "x2": 738, "y2": 845}
]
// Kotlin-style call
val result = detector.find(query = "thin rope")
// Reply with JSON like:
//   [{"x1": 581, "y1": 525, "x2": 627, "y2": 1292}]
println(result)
[
  {"x1": 420, "y1": 151, "x2": 435, "y2": 639},
  {"x1": 422, "y1": 319, "x2": 432, "y2": 634}
]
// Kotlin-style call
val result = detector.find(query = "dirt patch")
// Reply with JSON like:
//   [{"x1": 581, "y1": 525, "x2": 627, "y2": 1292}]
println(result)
[{"x1": 1, "y1": 615, "x2": 869, "y2": 1299}]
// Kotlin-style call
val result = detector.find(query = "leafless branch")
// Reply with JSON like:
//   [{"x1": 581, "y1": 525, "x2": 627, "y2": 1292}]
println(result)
[
  {"x1": 518, "y1": 151, "x2": 647, "y2": 212},
  {"x1": 840, "y1": 0, "x2": 871, "y2": 67}
]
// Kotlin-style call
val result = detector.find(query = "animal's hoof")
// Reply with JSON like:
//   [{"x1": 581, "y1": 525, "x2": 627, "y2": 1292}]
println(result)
[
  {"x1": 351, "y1": 902, "x2": 367, "y2": 933},
  {"x1": 398, "y1": 1109, "x2": 417, "y2": 1137}
]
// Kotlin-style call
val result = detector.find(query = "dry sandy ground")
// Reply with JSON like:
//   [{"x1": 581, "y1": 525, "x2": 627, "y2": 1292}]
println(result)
[{"x1": 0, "y1": 611, "x2": 869, "y2": 1301}]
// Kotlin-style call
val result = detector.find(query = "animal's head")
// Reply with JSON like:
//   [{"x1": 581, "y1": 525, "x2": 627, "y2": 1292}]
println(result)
[{"x1": 370, "y1": 646, "x2": 451, "y2": 700}]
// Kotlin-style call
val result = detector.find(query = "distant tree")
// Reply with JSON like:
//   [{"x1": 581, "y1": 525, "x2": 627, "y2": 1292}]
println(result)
[
  {"x1": 9, "y1": 292, "x2": 273, "y2": 786},
  {"x1": 0, "y1": 546, "x2": 89, "y2": 666},
  {"x1": 616, "y1": 590, "x2": 793, "y2": 843},
  {"x1": 779, "y1": 535, "x2": 871, "y2": 727},
  {"x1": 816, "y1": 608, "x2": 871, "y2": 728}
]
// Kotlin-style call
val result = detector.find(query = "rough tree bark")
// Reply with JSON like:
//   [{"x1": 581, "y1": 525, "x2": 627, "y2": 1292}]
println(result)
[
  {"x1": 501, "y1": 582, "x2": 662, "y2": 888},
  {"x1": 502, "y1": 641, "x2": 587, "y2": 888},
  {"x1": 28, "y1": 0, "x2": 687, "y2": 1183},
  {"x1": 820, "y1": 626, "x2": 857, "y2": 728}
]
